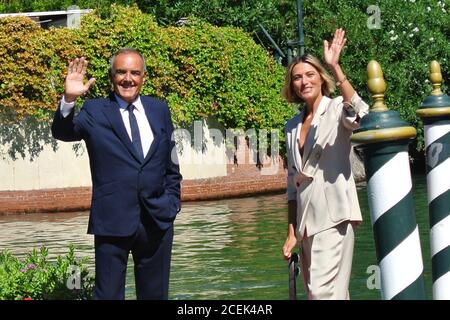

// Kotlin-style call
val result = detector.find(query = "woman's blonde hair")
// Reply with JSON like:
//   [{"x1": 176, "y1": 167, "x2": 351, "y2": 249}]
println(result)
[{"x1": 281, "y1": 54, "x2": 335, "y2": 104}]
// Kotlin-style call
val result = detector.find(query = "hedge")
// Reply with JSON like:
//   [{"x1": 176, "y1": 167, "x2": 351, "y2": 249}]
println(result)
[
  {"x1": 0, "y1": 245, "x2": 94, "y2": 300},
  {"x1": 2, "y1": 1, "x2": 448, "y2": 158},
  {"x1": 0, "y1": 4, "x2": 291, "y2": 127},
  {"x1": 299, "y1": 0, "x2": 450, "y2": 152},
  {"x1": 0, "y1": 4, "x2": 293, "y2": 159}
]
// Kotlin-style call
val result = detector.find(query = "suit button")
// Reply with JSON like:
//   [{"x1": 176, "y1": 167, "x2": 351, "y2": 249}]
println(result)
[
  {"x1": 296, "y1": 182, "x2": 300, "y2": 187},
  {"x1": 315, "y1": 152, "x2": 321, "y2": 160}
]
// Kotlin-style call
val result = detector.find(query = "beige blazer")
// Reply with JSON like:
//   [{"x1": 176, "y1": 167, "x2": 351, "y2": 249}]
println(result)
[{"x1": 285, "y1": 93, "x2": 369, "y2": 239}]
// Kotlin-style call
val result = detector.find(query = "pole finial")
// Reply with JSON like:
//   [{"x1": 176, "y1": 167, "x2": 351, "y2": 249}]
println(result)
[
  {"x1": 367, "y1": 60, "x2": 388, "y2": 112},
  {"x1": 429, "y1": 60, "x2": 443, "y2": 96}
]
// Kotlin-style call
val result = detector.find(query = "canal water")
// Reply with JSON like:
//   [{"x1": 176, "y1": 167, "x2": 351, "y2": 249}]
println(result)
[{"x1": 0, "y1": 175, "x2": 432, "y2": 300}]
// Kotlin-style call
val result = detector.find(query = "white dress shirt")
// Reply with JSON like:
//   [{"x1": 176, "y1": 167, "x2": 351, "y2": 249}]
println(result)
[{"x1": 60, "y1": 95, "x2": 154, "y2": 158}]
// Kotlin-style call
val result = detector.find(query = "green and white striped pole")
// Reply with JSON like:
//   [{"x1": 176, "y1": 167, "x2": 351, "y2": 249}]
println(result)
[
  {"x1": 417, "y1": 61, "x2": 450, "y2": 300},
  {"x1": 352, "y1": 61, "x2": 426, "y2": 299}
]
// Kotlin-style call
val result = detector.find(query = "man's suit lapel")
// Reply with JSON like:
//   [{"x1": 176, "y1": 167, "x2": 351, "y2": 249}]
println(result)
[
  {"x1": 142, "y1": 97, "x2": 162, "y2": 166},
  {"x1": 102, "y1": 94, "x2": 143, "y2": 163}
]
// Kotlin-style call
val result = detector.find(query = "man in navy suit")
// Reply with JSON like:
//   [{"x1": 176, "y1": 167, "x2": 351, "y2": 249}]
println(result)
[{"x1": 52, "y1": 48, "x2": 182, "y2": 300}]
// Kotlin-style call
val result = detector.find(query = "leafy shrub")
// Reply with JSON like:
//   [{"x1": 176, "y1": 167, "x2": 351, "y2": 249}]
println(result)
[
  {"x1": 114, "y1": 0, "x2": 450, "y2": 152},
  {"x1": 299, "y1": 0, "x2": 450, "y2": 152},
  {"x1": 0, "y1": 0, "x2": 132, "y2": 15},
  {"x1": 0, "y1": 16, "x2": 83, "y2": 160},
  {"x1": 74, "y1": 5, "x2": 292, "y2": 132},
  {"x1": 0, "y1": 4, "x2": 292, "y2": 159},
  {"x1": 3, "y1": 1, "x2": 447, "y2": 157},
  {"x1": 0, "y1": 245, "x2": 94, "y2": 300},
  {"x1": 0, "y1": 1, "x2": 298, "y2": 53},
  {"x1": 0, "y1": 16, "x2": 82, "y2": 119}
]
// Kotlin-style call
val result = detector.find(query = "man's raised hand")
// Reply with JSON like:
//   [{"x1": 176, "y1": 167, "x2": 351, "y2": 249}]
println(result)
[{"x1": 64, "y1": 57, "x2": 95, "y2": 103}]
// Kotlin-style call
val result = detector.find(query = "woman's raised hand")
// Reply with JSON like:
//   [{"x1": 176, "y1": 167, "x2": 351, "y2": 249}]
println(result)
[{"x1": 324, "y1": 28, "x2": 347, "y2": 68}]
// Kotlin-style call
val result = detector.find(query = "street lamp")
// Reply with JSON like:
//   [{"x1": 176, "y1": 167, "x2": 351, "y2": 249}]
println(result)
[
  {"x1": 287, "y1": 0, "x2": 305, "y2": 64},
  {"x1": 296, "y1": 0, "x2": 305, "y2": 57},
  {"x1": 259, "y1": 0, "x2": 305, "y2": 65}
]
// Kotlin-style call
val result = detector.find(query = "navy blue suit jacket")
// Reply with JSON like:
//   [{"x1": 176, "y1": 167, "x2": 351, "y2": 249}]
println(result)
[{"x1": 52, "y1": 93, "x2": 182, "y2": 236}]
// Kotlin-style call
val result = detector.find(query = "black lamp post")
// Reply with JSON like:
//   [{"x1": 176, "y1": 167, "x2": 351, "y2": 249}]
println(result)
[
  {"x1": 259, "y1": 0, "x2": 305, "y2": 65},
  {"x1": 287, "y1": 0, "x2": 305, "y2": 64},
  {"x1": 297, "y1": 0, "x2": 305, "y2": 56}
]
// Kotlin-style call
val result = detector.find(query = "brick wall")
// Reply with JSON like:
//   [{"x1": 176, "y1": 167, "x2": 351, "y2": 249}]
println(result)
[
  {"x1": 0, "y1": 163, "x2": 287, "y2": 215},
  {"x1": 0, "y1": 187, "x2": 92, "y2": 215},
  {"x1": 182, "y1": 162, "x2": 287, "y2": 201}
]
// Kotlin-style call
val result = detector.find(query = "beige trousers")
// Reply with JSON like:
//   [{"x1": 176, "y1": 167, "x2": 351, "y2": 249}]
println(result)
[{"x1": 299, "y1": 221, "x2": 355, "y2": 300}]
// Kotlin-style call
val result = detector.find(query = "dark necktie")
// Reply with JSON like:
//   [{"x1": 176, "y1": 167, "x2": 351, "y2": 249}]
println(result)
[{"x1": 127, "y1": 104, "x2": 144, "y2": 161}]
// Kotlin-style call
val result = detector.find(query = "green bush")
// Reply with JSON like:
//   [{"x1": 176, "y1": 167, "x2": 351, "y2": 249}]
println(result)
[
  {"x1": 0, "y1": 245, "x2": 94, "y2": 300},
  {"x1": 0, "y1": 16, "x2": 83, "y2": 160},
  {"x1": 0, "y1": 1, "x2": 298, "y2": 54},
  {"x1": 0, "y1": 16, "x2": 82, "y2": 119},
  {"x1": 0, "y1": 5, "x2": 292, "y2": 159},
  {"x1": 3, "y1": 1, "x2": 447, "y2": 157},
  {"x1": 74, "y1": 5, "x2": 292, "y2": 132},
  {"x1": 299, "y1": 0, "x2": 450, "y2": 152},
  {"x1": 116, "y1": 1, "x2": 450, "y2": 152},
  {"x1": 0, "y1": 0, "x2": 133, "y2": 15},
  {"x1": 0, "y1": 4, "x2": 291, "y2": 128}
]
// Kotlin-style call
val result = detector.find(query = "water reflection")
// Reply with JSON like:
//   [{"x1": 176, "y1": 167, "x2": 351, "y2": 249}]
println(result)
[
  {"x1": 0, "y1": 212, "x2": 93, "y2": 260},
  {"x1": 0, "y1": 176, "x2": 431, "y2": 300},
  {"x1": 172, "y1": 196, "x2": 287, "y2": 300}
]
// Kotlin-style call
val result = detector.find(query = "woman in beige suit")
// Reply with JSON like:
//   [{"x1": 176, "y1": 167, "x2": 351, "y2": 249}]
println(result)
[{"x1": 281, "y1": 28, "x2": 369, "y2": 299}]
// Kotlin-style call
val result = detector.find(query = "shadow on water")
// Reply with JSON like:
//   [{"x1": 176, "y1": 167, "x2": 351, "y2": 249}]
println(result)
[{"x1": 0, "y1": 174, "x2": 431, "y2": 300}]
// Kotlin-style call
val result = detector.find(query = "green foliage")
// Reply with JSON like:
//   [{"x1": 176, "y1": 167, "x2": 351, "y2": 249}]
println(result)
[
  {"x1": 162, "y1": 17, "x2": 289, "y2": 130},
  {"x1": 0, "y1": 1, "x2": 298, "y2": 72},
  {"x1": 0, "y1": 0, "x2": 133, "y2": 15},
  {"x1": 72, "y1": 5, "x2": 291, "y2": 131},
  {"x1": 128, "y1": 1, "x2": 450, "y2": 152},
  {"x1": 0, "y1": 15, "x2": 83, "y2": 160},
  {"x1": 0, "y1": 245, "x2": 94, "y2": 300},
  {"x1": 299, "y1": 0, "x2": 450, "y2": 151},
  {"x1": 139, "y1": 0, "x2": 295, "y2": 44},
  {"x1": 0, "y1": 4, "x2": 292, "y2": 159},
  {"x1": 0, "y1": 16, "x2": 82, "y2": 119},
  {"x1": 118, "y1": 0, "x2": 450, "y2": 152}
]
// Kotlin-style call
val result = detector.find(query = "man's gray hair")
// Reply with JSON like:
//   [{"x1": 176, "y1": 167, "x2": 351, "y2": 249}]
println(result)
[{"x1": 109, "y1": 48, "x2": 147, "y2": 77}]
